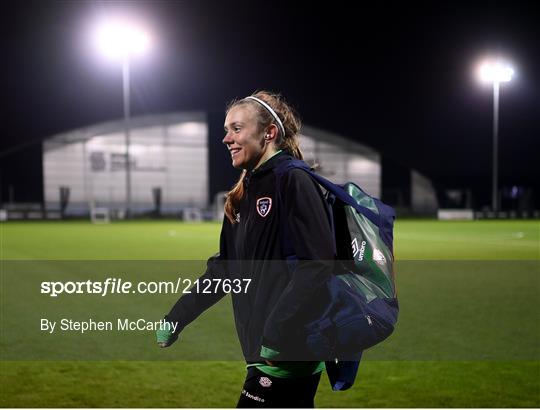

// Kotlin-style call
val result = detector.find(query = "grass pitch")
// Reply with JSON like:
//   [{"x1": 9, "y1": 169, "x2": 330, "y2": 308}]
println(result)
[{"x1": 1, "y1": 219, "x2": 539, "y2": 407}]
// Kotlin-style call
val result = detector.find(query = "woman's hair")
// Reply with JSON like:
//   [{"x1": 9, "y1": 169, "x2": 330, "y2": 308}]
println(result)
[{"x1": 224, "y1": 91, "x2": 303, "y2": 224}]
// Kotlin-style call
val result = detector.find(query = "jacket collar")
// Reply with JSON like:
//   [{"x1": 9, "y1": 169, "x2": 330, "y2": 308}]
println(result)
[
  {"x1": 243, "y1": 150, "x2": 293, "y2": 188},
  {"x1": 250, "y1": 150, "x2": 292, "y2": 177}
]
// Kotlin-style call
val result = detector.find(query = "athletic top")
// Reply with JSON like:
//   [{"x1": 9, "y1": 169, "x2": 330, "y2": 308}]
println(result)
[{"x1": 166, "y1": 150, "x2": 334, "y2": 376}]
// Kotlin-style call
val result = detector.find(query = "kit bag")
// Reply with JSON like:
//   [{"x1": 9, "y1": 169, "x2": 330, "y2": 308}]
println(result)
[{"x1": 273, "y1": 158, "x2": 398, "y2": 391}]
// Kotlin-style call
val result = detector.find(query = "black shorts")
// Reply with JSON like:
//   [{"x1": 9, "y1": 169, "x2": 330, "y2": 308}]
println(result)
[{"x1": 236, "y1": 366, "x2": 322, "y2": 408}]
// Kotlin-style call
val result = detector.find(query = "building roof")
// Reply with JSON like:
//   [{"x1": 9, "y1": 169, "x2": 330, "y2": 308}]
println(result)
[{"x1": 44, "y1": 112, "x2": 380, "y2": 158}]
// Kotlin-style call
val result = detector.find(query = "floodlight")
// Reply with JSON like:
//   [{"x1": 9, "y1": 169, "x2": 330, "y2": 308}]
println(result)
[
  {"x1": 474, "y1": 57, "x2": 515, "y2": 213},
  {"x1": 94, "y1": 19, "x2": 150, "y2": 60},
  {"x1": 478, "y1": 61, "x2": 514, "y2": 83}
]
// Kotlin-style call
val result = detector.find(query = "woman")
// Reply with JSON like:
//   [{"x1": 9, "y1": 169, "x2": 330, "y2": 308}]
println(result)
[{"x1": 157, "y1": 91, "x2": 335, "y2": 407}]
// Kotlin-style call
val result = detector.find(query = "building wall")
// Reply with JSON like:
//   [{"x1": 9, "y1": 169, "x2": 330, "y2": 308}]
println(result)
[
  {"x1": 43, "y1": 114, "x2": 383, "y2": 217},
  {"x1": 299, "y1": 128, "x2": 381, "y2": 198},
  {"x1": 43, "y1": 116, "x2": 208, "y2": 215}
]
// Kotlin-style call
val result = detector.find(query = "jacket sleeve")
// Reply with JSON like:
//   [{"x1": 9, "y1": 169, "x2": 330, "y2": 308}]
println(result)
[
  {"x1": 164, "y1": 218, "x2": 229, "y2": 334},
  {"x1": 261, "y1": 168, "x2": 335, "y2": 357}
]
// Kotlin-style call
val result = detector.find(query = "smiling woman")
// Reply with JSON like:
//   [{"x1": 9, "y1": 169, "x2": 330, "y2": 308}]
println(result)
[{"x1": 157, "y1": 91, "x2": 334, "y2": 407}]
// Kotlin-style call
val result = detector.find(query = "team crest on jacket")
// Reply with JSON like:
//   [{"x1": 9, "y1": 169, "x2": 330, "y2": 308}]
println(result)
[{"x1": 256, "y1": 197, "x2": 272, "y2": 217}]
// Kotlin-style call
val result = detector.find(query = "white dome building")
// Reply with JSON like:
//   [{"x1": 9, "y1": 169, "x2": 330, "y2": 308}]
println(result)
[{"x1": 43, "y1": 112, "x2": 384, "y2": 218}]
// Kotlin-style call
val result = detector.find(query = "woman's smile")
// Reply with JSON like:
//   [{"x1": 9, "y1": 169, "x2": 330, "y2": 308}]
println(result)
[{"x1": 229, "y1": 147, "x2": 241, "y2": 157}]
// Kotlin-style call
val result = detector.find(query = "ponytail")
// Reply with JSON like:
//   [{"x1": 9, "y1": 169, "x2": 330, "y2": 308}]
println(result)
[{"x1": 224, "y1": 170, "x2": 246, "y2": 224}]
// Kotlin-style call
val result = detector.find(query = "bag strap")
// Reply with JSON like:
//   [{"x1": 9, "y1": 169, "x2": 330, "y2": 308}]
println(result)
[
  {"x1": 274, "y1": 159, "x2": 382, "y2": 227},
  {"x1": 274, "y1": 157, "x2": 337, "y2": 260}
]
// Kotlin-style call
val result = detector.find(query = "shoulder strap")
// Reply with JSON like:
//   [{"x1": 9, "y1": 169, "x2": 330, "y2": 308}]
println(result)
[{"x1": 273, "y1": 159, "x2": 381, "y2": 227}]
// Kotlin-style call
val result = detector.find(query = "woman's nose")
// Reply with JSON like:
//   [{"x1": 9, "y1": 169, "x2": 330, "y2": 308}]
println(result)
[{"x1": 222, "y1": 132, "x2": 233, "y2": 144}]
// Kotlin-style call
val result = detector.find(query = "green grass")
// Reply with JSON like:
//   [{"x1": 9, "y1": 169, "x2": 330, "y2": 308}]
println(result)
[
  {"x1": 1, "y1": 220, "x2": 538, "y2": 260},
  {"x1": 0, "y1": 221, "x2": 221, "y2": 260},
  {"x1": 1, "y1": 220, "x2": 539, "y2": 407}
]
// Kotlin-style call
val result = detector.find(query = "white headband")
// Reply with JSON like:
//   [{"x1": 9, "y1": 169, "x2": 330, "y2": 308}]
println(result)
[{"x1": 244, "y1": 96, "x2": 286, "y2": 138}]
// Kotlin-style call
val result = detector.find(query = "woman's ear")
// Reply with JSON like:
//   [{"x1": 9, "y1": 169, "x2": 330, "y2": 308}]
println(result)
[{"x1": 264, "y1": 124, "x2": 279, "y2": 143}]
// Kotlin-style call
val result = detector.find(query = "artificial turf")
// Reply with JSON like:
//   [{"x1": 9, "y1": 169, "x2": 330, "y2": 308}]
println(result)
[{"x1": 1, "y1": 220, "x2": 538, "y2": 407}]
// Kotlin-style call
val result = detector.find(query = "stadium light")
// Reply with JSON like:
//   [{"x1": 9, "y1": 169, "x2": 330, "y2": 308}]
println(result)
[
  {"x1": 94, "y1": 20, "x2": 151, "y2": 60},
  {"x1": 478, "y1": 61, "x2": 514, "y2": 83},
  {"x1": 92, "y1": 18, "x2": 152, "y2": 217},
  {"x1": 476, "y1": 58, "x2": 514, "y2": 213}
]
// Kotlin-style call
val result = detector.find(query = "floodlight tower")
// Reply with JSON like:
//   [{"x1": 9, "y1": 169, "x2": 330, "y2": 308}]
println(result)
[
  {"x1": 477, "y1": 59, "x2": 514, "y2": 213},
  {"x1": 94, "y1": 19, "x2": 151, "y2": 217}
]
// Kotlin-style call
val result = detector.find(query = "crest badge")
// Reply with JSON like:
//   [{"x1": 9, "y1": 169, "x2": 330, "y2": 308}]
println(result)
[{"x1": 256, "y1": 197, "x2": 272, "y2": 218}]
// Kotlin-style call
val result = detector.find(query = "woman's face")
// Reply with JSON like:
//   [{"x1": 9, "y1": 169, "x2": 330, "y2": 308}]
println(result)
[{"x1": 223, "y1": 104, "x2": 266, "y2": 170}]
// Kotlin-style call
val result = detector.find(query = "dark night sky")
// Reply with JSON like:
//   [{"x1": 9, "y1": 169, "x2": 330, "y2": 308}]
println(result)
[{"x1": 1, "y1": 1, "x2": 539, "y2": 207}]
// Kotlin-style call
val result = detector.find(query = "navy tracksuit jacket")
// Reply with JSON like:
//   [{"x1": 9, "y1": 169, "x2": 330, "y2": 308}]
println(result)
[{"x1": 166, "y1": 151, "x2": 335, "y2": 362}]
